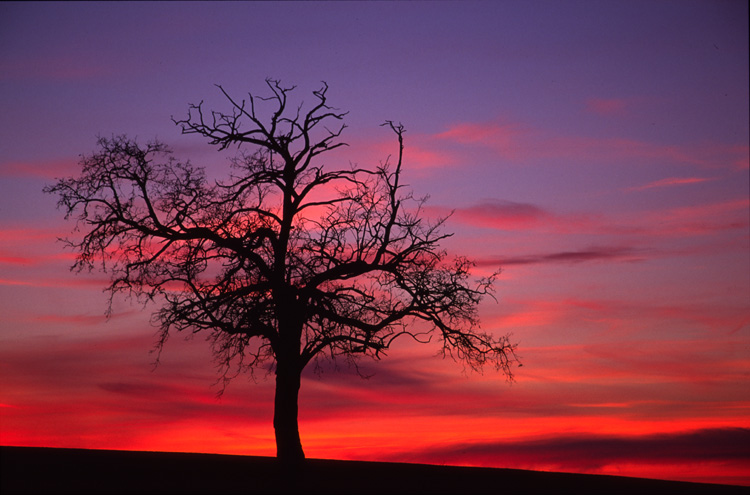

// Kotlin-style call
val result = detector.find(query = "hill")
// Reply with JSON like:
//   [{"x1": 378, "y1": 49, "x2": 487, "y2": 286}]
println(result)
[{"x1": 1, "y1": 446, "x2": 747, "y2": 494}]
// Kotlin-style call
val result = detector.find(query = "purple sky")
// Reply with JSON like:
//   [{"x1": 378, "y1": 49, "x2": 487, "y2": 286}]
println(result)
[{"x1": 1, "y1": 1, "x2": 748, "y2": 486}]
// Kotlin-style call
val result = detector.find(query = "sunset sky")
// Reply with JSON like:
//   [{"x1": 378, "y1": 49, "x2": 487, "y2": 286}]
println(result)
[{"x1": 1, "y1": 0, "x2": 749, "y2": 487}]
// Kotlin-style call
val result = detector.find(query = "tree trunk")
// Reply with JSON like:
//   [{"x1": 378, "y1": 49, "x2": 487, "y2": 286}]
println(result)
[{"x1": 273, "y1": 355, "x2": 305, "y2": 469}]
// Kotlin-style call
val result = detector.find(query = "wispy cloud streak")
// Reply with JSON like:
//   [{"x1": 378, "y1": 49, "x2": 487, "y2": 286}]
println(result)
[
  {"x1": 482, "y1": 246, "x2": 648, "y2": 266},
  {"x1": 432, "y1": 120, "x2": 748, "y2": 170},
  {"x1": 628, "y1": 176, "x2": 715, "y2": 191}
]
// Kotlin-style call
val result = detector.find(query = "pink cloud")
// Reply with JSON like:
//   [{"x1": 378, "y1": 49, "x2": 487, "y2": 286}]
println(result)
[
  {"x1": 404, "y1": 142, "x2": 456, "y2": 169},
  {"x1": 0, "y1": 228, "x2": 81, "y2": 270},
  {"x1": 662, "y1": 198, "x2": 749, "y2": 219},
  {"x1": 729, "y1": 145, "x2": 750, "y2": 170},
  {"x1": 486, "y1": 294, "x2": 750, "y2": 354},
  {"x1": 446, "y1": 199, "x2": 551, "y2": 230},
  {"x1": 639, "y1": 198, "x2": 750, "y2": 236},
  {"x1": 442, "y1": 195, "x2": 748, "y2": 240},
  {"x1": 0, "y1": 252, "x2": 36, "y2": 265},
  {"x1": 429, "y1": 119, "x2": 747, "y2": 170},
  {"x1": 434, "y1": 121, "x2": 530, "y2": 161},
  {"x1": 590, "y1": 198, "x2": 749, "y2": 238},
  {"x1": 585, "y1": 97, "x2": 627, "y2": 116},
  {"x1": 628, "y1": 176, "x2": 715, "y2": 191},
  {"x1": 429, "y1": 199, "x2": 604, "y2": 236},
  {"x1": 581, "y1": 335, "x2": 750, "y2": 384},
  {"x1": 436, "y1": 122, "x2": 526, "y2": 146},
  {"x1": 0, "y1": 227, "x2": 62, "y2": 242},
  {"x1": 0, "y1": 278, "x2": 37, "y2": 287},
  {"x1": 481, "y1": 245, "x2": 650, "y2": 266},
  {"x1": 0, "y1": 275, "x2": 107, "y2": 289},
  {"x1": 0, "y1": 158, "x2": 80, "y2": 179},
  {"x1": 32, "y1": 314, "x2": 111, "y2": 326},
  {"x1": 339, "y1": 132, "x2": 457, "y2": 170}
]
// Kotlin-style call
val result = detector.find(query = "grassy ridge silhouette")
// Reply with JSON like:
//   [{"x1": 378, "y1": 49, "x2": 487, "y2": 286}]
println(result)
[{"x1": 1, "y1": 446, "x2": 747, "y2": 494}]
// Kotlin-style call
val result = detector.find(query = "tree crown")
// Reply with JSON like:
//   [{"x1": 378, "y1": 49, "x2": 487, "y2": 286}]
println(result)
[{"x1": 45, "y1": 79, "x2": 517, "y2": 388}]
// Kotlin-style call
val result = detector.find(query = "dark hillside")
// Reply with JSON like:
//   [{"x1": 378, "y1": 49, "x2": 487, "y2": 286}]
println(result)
[{"x1": 1, "y1": 446, "x2": 747, "y2": 494}]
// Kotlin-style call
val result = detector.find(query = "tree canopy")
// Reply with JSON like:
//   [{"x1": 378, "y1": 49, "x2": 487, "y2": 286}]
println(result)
[{"x1": 45, "y1": 79, "x2": 518, "y2": 466}]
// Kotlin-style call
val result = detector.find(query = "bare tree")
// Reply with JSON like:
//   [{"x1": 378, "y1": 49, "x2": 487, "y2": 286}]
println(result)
[{"x1": 45, "y1": 79, "x2": 517, "y2": 469}]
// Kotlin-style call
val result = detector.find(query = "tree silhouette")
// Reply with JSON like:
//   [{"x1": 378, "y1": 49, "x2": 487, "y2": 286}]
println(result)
[{"x1": 45, "y1": 79, "x2": 518, "y2": 469}]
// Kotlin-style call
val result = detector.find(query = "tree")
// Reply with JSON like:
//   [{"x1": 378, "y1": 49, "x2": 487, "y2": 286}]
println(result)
[{"x1": 45, "y1": 79, "x2": 518, "y2": 469}]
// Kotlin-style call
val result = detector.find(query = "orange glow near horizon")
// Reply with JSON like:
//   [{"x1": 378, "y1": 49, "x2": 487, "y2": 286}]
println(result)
[{"x1": 3, "y1": 401, "x2": 748, "y2": 485}]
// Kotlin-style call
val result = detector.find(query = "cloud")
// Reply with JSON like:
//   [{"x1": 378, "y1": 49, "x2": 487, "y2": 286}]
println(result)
[
  {"x1": 432, "y1": 121, "x2": 531, "y2": 162},
  {"x1": 442, "y1": 196, "x2": 749, "y2": 240},
  {"x1": 486, "y1": 293, "x2": 750, "y2": 368},
  {"x1": 627, "y1": 176, "x2": 715, "y2": 191},
  {"x1": 391, "y1": 427, "x2": 750, "y2": 470},
  {"x1": 98, "y1": 381, "x2": 178, "y2": 398},
  {"x1": 585, "y1": 97, "x2": 628, "y2": 116},
  {"x1": 436, "y1": 121, "x2": 527, "y2": 147},
  {"x1": 0, "y1": 252, "x2": 36, "y2": 265},
  {"x1": 482, "y1": 246, "x2": 648, "y2": 266},
  {"x1": 336, "y1": 132, "x2": 457, "y2": 171},
  {"x1": 0, "y1": 227, "x2": 64, "y2": 242},
  {"x1": 0, "y1": 250, "x2": 74, "y2": 268},
  {"x1": 429, "y1": 119, "x2": 748, "y2": 170},
  {"x1": 0, "y1": 228, "x2": 75, "y2": 270},
  {"x1": 0, "y1": 275, "x2": 107, "y2": 289},
  {"x1": 639, "y1": 198, "x2": 750, "y2": 236},
  {"x1": 728, "y1": 145, "x2": 750, "y2": 170},
  {"x1": 299, "y1": 348, "x2": 481, "y2": 419},
  {"x1": 0, "y1": 158, "x2": 81, "y2": 179},
  {"x1": 0, "y1": 330, "x2": 273, "y2": 420},
  {"x1": 594, "y1": 198, "x2": 750, "y2": 238},
  {"x1": 32, "y1": 313, "x2": 112, "y2": 326},
  {"x1": 448, "y1": 199, "x2": 551, "y2": 230},
  {"x1": 432, "y1": 198, "x2": 604, "y2": 235}
]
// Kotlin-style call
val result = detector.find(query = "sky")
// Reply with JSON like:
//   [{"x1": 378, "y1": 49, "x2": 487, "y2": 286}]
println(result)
[{"x1": 1, "y1": 0, "x2": 748, "y2": 487}]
